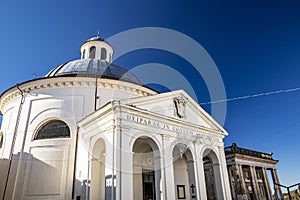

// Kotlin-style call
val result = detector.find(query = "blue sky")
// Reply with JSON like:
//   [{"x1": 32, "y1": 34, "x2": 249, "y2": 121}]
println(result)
[{"x1": 1, "y1": 1, "x2": 300, "y2": 186}]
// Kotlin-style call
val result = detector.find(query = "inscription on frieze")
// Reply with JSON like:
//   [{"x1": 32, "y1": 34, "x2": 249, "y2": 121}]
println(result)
[{"x1": 126, "y1": 114, "x2": 221, "y2": 143}]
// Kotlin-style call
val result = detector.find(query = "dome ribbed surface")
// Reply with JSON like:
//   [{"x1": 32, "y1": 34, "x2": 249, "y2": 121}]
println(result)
[{"x1": 46, "y1": 59, "x2": 142, "y2": 84}]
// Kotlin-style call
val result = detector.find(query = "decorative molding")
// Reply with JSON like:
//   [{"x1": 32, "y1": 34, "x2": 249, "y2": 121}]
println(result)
[
  {"x1": 0, "y1": 78, "x2": 154, "y2": 111},
  {"x1": 173, "y1": 96, "x2": 186, "y2": 118}
]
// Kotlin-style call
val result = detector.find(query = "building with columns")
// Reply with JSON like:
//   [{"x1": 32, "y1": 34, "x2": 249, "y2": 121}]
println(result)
[
  {"x1": 0, "y1": 35, "x2": 232, "y2": 200},
  {"x1": 225, "y1": 143, "x2": 283, "y2": 200}
]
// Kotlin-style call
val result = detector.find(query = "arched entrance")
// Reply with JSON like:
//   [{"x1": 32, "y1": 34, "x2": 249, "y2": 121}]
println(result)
[
  {"x1": 90, "y1": 138, "x2": 106, "y2": 200},
  {"x1": 132, "y1": 137, "x2": 161, "y2": 200},
  {"x1": 202, "y1": 149, "x2": 223, "y2": 200},
  {"x1": 173, "y1": 143, "x2": 197, "y2": 200}
]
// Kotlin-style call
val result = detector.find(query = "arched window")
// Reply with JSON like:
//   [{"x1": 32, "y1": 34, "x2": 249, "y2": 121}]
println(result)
[
  {"x1": 82, "y1": 49, "x2": 86, "y2": 59},
  {"x1": 34, "y1": 120, "x2": 70, "y2": 140},
  {"x1": 101, "y1": 48, "x2": 107, "y2": 60},
  {"x1": 89, "y1": 46, "x2": 96, "y2": 58}
]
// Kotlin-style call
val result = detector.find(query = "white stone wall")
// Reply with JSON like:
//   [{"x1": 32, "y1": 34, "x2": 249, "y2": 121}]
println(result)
[
  {"x1": 77, "y1": 90, "x2": 232, "y2": 200},
  {"x1": 0, "y1": 77, "x2": 156, "y2": 200}
]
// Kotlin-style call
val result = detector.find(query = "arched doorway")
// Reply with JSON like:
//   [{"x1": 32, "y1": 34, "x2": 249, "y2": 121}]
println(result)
[
  {"x1": 90, "y1": 138, "x2": 106, "y2": 200},
  {"x1": 132, "y1": 137, "x2": 161, "y2": 200},
  {"x1": 173, "y1": 143, "x2": 197, "y2": 200},
  {"x1": 202, "y1": 149, "x2": 223, "y2": 200}
]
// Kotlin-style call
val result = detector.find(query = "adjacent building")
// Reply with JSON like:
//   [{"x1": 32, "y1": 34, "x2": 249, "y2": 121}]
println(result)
[{"x1": 225, "y1": 143, "x2": 283, "y2": 200}]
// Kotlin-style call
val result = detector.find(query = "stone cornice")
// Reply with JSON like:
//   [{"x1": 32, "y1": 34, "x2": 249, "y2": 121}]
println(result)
[
  {"x1": 0, "y1": 77, "x2": 156, "y2": 113},
  {"x1": 226, "y1": 153, "x2": 279, "y2": 166}
]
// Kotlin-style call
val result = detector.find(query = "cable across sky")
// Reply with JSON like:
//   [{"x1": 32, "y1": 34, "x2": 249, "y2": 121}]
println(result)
[{"x1": 200, "y1": 86, "x2": 300, "y2": 105}]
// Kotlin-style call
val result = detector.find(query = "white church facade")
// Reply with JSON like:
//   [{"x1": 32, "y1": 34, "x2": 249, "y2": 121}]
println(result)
[{"x1": 0, "y1": 36, "x2": 232, "y2": 200}]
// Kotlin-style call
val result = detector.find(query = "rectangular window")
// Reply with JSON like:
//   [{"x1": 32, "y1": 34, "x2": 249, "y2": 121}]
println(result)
[{"x1": 177, "y1": 185, "x2": 186, "y2": 199}]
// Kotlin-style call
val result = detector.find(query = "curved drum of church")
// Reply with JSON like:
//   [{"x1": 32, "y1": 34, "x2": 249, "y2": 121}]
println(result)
[{"x1": 1, "y1": 35, "x2": 257, "y2": 200}]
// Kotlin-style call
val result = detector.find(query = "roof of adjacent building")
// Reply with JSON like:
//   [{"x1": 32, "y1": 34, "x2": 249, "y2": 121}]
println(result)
[{"x1": 225, "y1": 143, "x2": 275, "y2": 160}]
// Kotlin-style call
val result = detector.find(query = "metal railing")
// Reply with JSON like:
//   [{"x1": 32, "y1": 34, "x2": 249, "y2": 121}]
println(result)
[{"x1": 275, "y1": 182, "x2": 300, "y2": 200}]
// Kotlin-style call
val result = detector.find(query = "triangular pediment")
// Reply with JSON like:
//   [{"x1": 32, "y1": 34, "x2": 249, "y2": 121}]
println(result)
[{"x1": 120, "y1": 90, "x2": 227, "y2": 135}]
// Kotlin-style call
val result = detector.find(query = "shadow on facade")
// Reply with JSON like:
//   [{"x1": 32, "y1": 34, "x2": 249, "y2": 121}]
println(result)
[
  {"x1": 0, "y1": 152, "x2": 81, "y2": 200},
  {"x1": 0, "y1": 157, "x2": 9, "y2": 199},
  {"x1": 73, "y1": 175, "x2": 116, "y2": 200},
  {"x1": 0, "y1": 153, "x2": 54, "y2": 199}
]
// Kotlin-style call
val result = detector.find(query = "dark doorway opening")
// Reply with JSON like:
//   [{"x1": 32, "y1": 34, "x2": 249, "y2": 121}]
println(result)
[{"x1": 142, "y1": 170, "x2": 155, "y2": 200}]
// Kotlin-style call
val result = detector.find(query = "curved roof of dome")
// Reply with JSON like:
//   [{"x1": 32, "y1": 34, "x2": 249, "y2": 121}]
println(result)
[
  {"x1": 81, "y1": 36, "x2": 109, "y2": 46},
  {"x1": 46, "y1": 59, "x2": 142, "y2": 85},
  {"x1": 86, "y1": 36, "x2": 104, "y2": 42}
]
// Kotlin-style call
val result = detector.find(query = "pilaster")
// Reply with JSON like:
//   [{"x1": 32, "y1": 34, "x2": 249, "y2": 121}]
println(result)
[
  {"x1": 262, "y1": 168, "x2": 272, "y2": 200},
  {"x1": 271, "y1": 169, "x2": 283, "y2": 200}
]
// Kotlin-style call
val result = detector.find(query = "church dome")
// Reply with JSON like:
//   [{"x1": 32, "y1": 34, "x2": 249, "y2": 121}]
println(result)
[
  {"x1": 45, "y1": 35, "x2": 142, "y2": 84},
  {"x1": 45, "y1": 59, "x2": 142, "y2": 85}
]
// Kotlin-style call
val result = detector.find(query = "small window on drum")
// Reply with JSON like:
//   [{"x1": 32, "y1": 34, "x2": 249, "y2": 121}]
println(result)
[
  {"x1": 89, "y1": 46, "x2": 96, "y2": 58},
  {"x1": 35, "y1": 120, "x2": 70, "y2": 140},
  {"x1": 101, "y1": 48, "x2": 107, "y2": 60},
  {"x1": 82, "y1": 49, "x2": 86, "y2": 59}
]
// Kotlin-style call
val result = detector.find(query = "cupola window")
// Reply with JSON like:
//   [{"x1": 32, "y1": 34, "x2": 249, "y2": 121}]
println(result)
[
  {"x1": 89, "y1": 46, "x2": 96, "y2": 58},
  {"x1": 34, "y1": 120, "x2": 70, "y2": 140},
  {"x1": 101, "y1": 48, "x2": 107, "y2": 60}
]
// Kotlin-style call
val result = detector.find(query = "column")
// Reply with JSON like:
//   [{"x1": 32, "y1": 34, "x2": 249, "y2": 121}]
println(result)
[
  {"x1": 164, "y1": 150, "x2": 176, "y2": 199},
  {"x1": 187, "y1": 159, "x2": 197, "y2": 199},
  {"x1": 262, "y1": 168, "x2": 272, "y2": 200},
  {"x1": 218, "y1": 147, "x2": 232, "y2": 200},
  {"x1": 104, "y1": 135, "x2": 116, "y2": 200},
  {"x1": 231, "y1": 163, "x2": 242, "y2": 198},
  {"x1": 90, "y1": 158, "x2": 103, "y2": 200},
  {"x1": 227, "y1": 165, "x2": 237, "y2": 199},
  {"x1": 213, "y1": 162, "x2": 224, "y2": 200},
  {"x1": 159, "y1": 151, "x2": 166, "y2": 200},
  {"x1": 120, "y1": 149, "x2": 133, "y2": 200},
  {"x1": 197, "y1": 158, "x2": 208, "y2": 200},
  {"x1": 154, "y1": 152, "x2": 162, "y2": 200},
  {"x1": 162, "y1": 137, "x2": 176, "y2": 200},
  {"x1": 271, "y1": 169, "x2": 283, "y2": 200},
  {"x1": 249, "y1": 166, "x2": 260, "y2": 199},
  {"x1": 238, "y1": 164, "x2": 248, "y2": 199},
  {"x1": 119, "y1": 128, "x2": 133, "y2": 200},
  {"x1": 192, "y1": 143, "x2": 202, "y2": 200}
]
